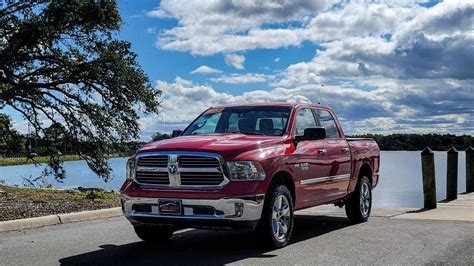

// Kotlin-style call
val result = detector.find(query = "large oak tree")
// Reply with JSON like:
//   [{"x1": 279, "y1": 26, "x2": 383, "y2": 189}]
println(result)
[{"x1": 0, "y1": 1, "x2": 160, "y2": 181}]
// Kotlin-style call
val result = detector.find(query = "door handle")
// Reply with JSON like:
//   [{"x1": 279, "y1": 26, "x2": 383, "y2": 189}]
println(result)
[
  {"x1": 342, "y1": 148, "x2": 350, "y2": 154},
  {"x1": 317, "y1": 149, "x2": 327, "y2": 155}
]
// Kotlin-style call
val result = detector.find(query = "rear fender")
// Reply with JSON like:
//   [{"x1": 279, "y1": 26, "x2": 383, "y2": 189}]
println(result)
[{"x1": 348, "y1": 159, "x2": 373, "y2": 194}]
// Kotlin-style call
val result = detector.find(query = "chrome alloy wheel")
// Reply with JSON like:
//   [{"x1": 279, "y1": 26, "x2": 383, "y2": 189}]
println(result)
[
  {"x1": 272, "y1": 195, "x2": 291, "y2": 241},
  {"x1": 360, "y1": 182, "x2": 371, "y2": 217}
]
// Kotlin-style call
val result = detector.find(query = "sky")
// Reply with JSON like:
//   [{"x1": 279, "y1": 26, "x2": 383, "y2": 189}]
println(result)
[{"x1": 9, "y1": 0, "x2": 474, "y2": 140}]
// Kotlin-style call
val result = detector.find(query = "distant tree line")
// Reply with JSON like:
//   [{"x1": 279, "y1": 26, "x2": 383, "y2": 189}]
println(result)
[
  {"x1": 349, "y1": 134, "x2": 473, "y2": 151},
  {"x1": 151, "y1": 132, "x2": 171, "y2": 141}
]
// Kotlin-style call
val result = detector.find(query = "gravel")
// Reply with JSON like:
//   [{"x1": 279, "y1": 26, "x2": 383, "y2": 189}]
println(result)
[{"x1": 0, "y1": 186, "x2": 120, "y2": 221}]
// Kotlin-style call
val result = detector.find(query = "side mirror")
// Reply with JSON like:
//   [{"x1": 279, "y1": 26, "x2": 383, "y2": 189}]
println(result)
[
  {"x1": 295, "y1": 127, "x2": 326, "y2": 142},
  {"x1": 172, "y1": 129, "x2": 183, "y2": 138}
]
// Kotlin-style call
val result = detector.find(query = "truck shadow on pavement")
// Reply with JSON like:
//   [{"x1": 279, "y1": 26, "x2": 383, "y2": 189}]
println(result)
[{"x1": 59, "y1": 215, "x2": 353, "y2": 265}]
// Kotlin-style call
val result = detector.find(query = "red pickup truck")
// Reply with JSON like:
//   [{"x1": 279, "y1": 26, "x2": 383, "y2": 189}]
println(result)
[{"x1": 120, "y1": 103, "x2": 380, "y2": 248}]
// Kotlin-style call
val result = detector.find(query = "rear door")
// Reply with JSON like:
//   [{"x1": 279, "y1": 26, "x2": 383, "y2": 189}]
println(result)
[
  {"x1": 293, "y1": 108, "x2": 329, "y2": 207},
  {"x1": 314, "y1": 108, "x2": 351, "y2": 200}
]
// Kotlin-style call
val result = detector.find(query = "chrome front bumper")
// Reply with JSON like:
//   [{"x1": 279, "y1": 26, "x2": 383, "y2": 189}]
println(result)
[{"x1": 121, "y1": 194, "x2": 265, "y2": 226}]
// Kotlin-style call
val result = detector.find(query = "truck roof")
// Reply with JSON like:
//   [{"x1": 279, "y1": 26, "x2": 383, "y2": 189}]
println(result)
[{"x1": 212, "y1": 102, "x2": 329, "y2": 109}]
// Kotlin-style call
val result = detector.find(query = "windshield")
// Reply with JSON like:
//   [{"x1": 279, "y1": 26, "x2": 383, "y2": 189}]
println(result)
[{"x1": 182, "y1": 106, "x2": 292, "y2": 136}]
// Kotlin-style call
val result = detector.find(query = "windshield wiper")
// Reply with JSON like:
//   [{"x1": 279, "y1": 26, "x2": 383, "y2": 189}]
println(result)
[
  {"x1": 241, "y1": 132, "x2": 264, "y2": 136},
  {"x1": 228, "y1": 131, "x2": 265, "y2": 135}
]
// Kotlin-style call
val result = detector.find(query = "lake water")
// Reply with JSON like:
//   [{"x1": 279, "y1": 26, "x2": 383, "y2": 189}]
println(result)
[{"x1": 0, "y1": 151, "x2": 467, "y2": 208}]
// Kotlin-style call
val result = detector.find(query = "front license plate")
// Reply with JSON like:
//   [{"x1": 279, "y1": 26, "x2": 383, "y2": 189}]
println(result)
[{"x1": 158, "y1": 199, "x2": 182, "y2": 215}]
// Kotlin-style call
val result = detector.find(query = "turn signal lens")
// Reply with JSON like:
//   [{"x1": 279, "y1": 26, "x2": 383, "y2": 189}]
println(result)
[{"x1": 126, "y1": 157, "x2": 136, "y2": 180}]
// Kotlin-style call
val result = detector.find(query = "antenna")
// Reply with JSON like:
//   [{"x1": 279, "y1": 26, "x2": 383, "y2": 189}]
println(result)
[{"x1": 163, "y1": 88, "x2": 166, "y2": 134}]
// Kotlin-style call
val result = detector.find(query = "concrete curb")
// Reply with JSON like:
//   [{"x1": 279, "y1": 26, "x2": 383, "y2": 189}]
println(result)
[
  {"x1": 0, "y1": 215, "x2": 60, "y2": 232},
  {"x1": 0, "y1": 207, "x2": 122, "y2": 233}
]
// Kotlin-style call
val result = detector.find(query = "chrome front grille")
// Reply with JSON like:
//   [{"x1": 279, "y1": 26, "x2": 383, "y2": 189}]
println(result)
[
  {"x1": 134, "y1": 152, "x2": 228, "y2": 188},
  {"x1": 179, "y1": 155, "x2": 221, "y2": 168},
  {"x1": 136, "y1": 155, "x2": 168, "y2": 167},
  {"x1": 135, "y1": 171, "x2": 169, "y2": 185}
]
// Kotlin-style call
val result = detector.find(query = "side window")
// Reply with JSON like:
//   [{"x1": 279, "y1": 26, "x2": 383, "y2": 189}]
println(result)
[
  {"x1": 295, "y1": 108, "x2": 317, "y2": 136},
  {"x1": 316, "y1": 109, "x2": 340, "y2": 138}
]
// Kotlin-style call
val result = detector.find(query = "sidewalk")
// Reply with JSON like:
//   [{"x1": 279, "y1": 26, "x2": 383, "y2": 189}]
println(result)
[
  {"x1": 300, "y1": 193, "x2": 473, "y2": 222},
  {"x1": 394, "y1": 192, "x2": 474, "y2": 222}
]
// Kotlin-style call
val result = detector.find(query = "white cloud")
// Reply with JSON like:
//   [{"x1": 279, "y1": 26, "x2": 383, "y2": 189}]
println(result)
[
  {"x1": 148, "y1": 0, "x2": 333, "y2": 55},
  {"x1": 302, "y1": 3, "x2": 421, "y2": 43},
  {"x1": 139, "y1": 77, "x2": 473, "y2": 138},
  {"x1": 145, "y1": 27, "x2": 157, "y2": 34},
  {"x1": 146, "y1": 8, "x2": 173, "y2": 18},
  {"x1": 138, "y1": 0, "x2": 473, "y2": 136},
  {"x1": 147, "y1": 1, "x2": 431, "y2": 55},
  {"x1": 274, "y1": 57, "x2": 280, "y2": 62},
  {"x1": 224, "y1": 54, "x2": 245, "y2": 69},
  {"x1": 189, "y1": 65, "x2": 222, "y2": 74},
  {"x1": 210, "y1": 73, "x2": 274, "y2": 84},
  {"x1": 277, "y1": 0, "x2": 474, "y2": 88}
]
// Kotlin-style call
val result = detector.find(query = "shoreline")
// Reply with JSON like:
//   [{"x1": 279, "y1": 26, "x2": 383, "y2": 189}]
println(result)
[
  {"x1": 0, "y1": 155, "x2": 82, "y2": 167},
  {"x1": 0, "y1": 155, "x2": 128, "y2": 167}
]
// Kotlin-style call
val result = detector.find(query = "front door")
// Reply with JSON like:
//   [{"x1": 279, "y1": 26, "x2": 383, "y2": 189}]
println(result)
[
  {"x1": 315, "y1": 109, "x2": 351, "y2": 200},
  {"x1": 293, "y1": 108, "x2": 329, "y2": 208}
]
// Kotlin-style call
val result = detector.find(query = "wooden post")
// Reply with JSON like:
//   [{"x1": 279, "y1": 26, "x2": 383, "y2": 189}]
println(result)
[
  {"x1": 467, "y1": 146, "x2": 474, "y2": 193},
  {"x1": 421, "y1": 147, "x2": 437, "y2": 209},
  {"x1": 446, "y1": 147, "x2": 458, "y2": 200}
]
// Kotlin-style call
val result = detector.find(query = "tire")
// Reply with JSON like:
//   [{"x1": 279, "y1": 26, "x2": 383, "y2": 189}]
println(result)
[
  {"x1": 134, "y1": 225, "x2": 174, "y2": 243},
  {"x1": 345, "y1": 175, "x2": 372, "y2": 223},
  {"x1": 256, "y1": 184, "x2": 294, "y2": 248}
]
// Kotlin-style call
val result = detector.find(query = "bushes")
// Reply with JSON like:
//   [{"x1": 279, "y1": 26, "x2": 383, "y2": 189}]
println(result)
[
  {"x1": 349, "y1": 134, "x2": 472, "y2": 151},
  {"x1": 82, "y1": 190, "x2": 115, "y2": 200}
]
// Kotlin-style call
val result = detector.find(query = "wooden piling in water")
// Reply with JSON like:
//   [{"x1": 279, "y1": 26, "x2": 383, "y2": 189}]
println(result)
[
  {"x1": 446, "y1": 147, "x2": 458, "y2": 200},
  {"x1": 421, "y1": 147, "x2": 437, "y2": 209},
  {"x1": 466, "y1": 146, "x2": 474, "y2": 193}
]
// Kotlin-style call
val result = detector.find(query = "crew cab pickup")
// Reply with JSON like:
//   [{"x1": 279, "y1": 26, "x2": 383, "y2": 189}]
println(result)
[{"x1": 120, "y1": 103, "x2": 380, "y2": 248}]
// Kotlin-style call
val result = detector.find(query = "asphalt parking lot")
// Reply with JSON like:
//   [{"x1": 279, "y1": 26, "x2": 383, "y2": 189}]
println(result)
[{"x1": 0, "y1": 212, "x2": 473, "y2": 265}]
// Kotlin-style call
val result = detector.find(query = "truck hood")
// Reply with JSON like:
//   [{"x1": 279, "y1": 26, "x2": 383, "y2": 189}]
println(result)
[{"x1": 138, "y1": 134, "x2": 287, "y2": 160}]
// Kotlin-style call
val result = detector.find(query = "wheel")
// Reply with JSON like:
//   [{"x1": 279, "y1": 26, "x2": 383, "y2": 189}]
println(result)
[
  {"x1": 345, "y1": 176, "x2": 372, "y2": 223},
  {"x1": 256, "y1": 184, "x2": 294, "y2": 248},
  {"x1": 133, "y1": 225, "x2": 174, "y2": 243}
]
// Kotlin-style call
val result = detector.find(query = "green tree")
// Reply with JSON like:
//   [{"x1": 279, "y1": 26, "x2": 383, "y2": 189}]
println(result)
[
  {"x1": 151, "y1": 132, "x2": 171, "y2": 141},
  {"x1": 0, "y1": 1, "x2": 160, "y2": 181},
  {"x1": 0, "y1": 113, "x2": 25, "y2": 154}
]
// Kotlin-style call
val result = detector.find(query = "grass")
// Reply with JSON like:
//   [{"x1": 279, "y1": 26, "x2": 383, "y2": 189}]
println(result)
[
  {"x1": 0, "y1": 155, "x2": 82, "y2": 167},
  {"x1": 0, "y1": 185, "x2": 121, "y2": 221}
]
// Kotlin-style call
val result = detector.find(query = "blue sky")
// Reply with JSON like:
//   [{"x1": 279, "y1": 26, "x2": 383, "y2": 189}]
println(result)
[
  {"x1": 117, "y1": 0, "x2": 323, "y2": 95},
  {"x1": 7, "y1": 0, "x2": 474, "y2": 140}
]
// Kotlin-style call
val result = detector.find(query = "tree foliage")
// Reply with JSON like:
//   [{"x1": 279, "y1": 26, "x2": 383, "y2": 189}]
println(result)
[
  {"x1": 350, "y1": 134, "x2": 473, "y2": 151},
  {"x1": 151, "y1": 132, "x2": 171, "y2": 141},
  {"x1": 0, "y1": 113, "x2": 25, "y2": 154},
  {"x1": 0, "y1": 1, "x2": 160, "y2": 181}
]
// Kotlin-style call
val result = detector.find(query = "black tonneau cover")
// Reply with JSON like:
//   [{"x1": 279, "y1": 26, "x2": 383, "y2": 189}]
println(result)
[{"x1": 346, "y1": 138, "x2": 374, "y2": 141}]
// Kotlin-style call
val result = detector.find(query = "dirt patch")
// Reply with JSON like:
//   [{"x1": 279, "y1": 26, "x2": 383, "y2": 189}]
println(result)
[{"x1": 0, "y1": 186, "x2": 120, "y2": 221}]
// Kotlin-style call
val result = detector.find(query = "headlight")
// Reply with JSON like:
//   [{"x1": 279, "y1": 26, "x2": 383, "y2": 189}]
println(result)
[
  {"x1": 126, "y1": 157, "x2": 136, "y2": 180},
  {"x1": 226, "y1": 161, "x2": 266, "y2": 181}
]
